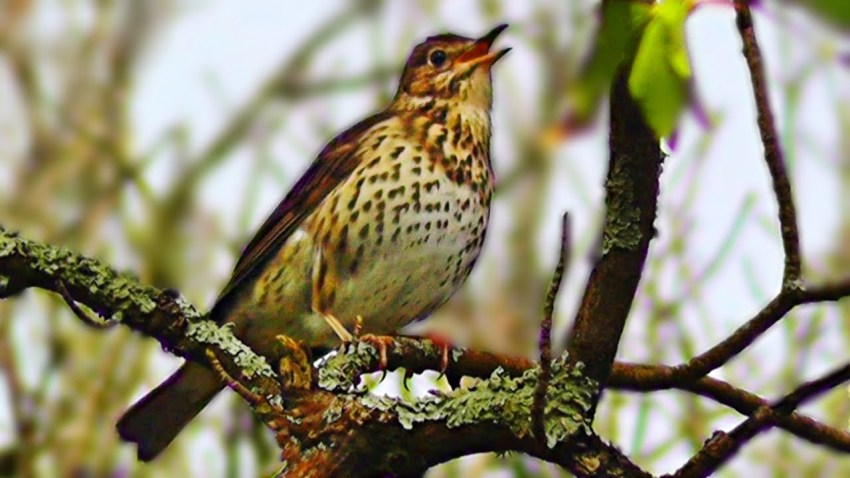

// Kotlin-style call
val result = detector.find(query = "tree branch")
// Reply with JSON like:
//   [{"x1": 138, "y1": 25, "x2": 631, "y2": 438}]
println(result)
[
  {"x1": 0, "y1": 225, "x2": 653, "y2": 477},
  {"x1": 0, "y1": 226, "x2": 282, "y2": 403},
  {"x1": 625, "y1": 280, "x2": 850, "y2": 385},
  {"x1": 670, "y1": 361, "x2": 850, "y2": 478},
  {"x1": 610, "y1": 362, "x2": 850, "y2": 453},
  {"x1": 735, "y1": 0, "x2": 802, "y2": 286},
  {"x1": 565, "y1": 65, "x2": 663, "y2": 386},
  {"x1": 305, "y1": 348, "x2": 644, "y2": 477}
]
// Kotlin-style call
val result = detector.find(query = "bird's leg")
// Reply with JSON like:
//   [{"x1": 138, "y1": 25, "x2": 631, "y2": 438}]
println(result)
[
  {"x1": 311, "y1": 248, "x2": 354, "y2": 345},
  {"x1": 320, "y1": 313, "x2": 354, "y2": 344}
]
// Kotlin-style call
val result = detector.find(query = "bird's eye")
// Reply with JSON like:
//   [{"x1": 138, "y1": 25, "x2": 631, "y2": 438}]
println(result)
[{"x1": 429, "y1": 49, "x2": 447, "y2": 67}]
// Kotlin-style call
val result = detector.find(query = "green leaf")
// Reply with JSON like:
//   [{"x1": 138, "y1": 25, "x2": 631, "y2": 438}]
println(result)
[
  {"x1": 569, "y1": 0, "x2": 653, "y2": 125},
  {"x1": 628, "y1": 0, "x2": 693, "y2": 137}
]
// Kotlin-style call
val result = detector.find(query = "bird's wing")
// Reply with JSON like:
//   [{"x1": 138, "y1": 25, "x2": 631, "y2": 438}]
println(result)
[{"x1": 212, "y1": 110, "x2": 393, "y2": 310}]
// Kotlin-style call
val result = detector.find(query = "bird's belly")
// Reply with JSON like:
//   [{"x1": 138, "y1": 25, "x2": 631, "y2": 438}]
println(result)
[{"x1": 331, "y1": 199, "x2": 486, "y2": 334}]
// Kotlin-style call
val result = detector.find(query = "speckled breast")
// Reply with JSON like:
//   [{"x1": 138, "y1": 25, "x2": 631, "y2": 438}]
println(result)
[{"x1": 248, "y1": 112, "x2": 493, "y2": 349}]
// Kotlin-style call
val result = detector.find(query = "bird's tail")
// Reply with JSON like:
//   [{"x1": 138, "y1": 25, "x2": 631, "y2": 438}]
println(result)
[{"x1": 116, "y1": 361, "x2": 223, "y2": 461}]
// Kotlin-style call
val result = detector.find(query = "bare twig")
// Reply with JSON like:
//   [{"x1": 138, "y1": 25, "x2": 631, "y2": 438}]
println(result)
[
  {"x1": 56, "y1": 281, "x2": 116, "y2": 329},
  {"x1": 734, "y1": 0, "x2": 802, "y2": 286},
  {"x1": 206, "y1": 349, "x2": 283, "y2": 414},
  {"x1": 650, "y1": 279, "x2": 850, "y2": 385},
  {"x1": 670, "y1": 362, "x2": 850, "y2": 478},
  {"x1": 611, "y1": 362, "x2": 850, "y2": 453},
  {"x1": 532, "y1": 212, "x2": 571, "y2": 443}
]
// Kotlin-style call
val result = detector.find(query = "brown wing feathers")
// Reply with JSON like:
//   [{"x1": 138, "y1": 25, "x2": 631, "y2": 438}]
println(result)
[{"x1": 211, "y1": 111, "x2": 392, "y2": 311}]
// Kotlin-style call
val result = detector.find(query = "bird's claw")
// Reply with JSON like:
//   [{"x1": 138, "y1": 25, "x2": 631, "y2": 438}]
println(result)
[{"x1": 402, "y1": 368, "x2": 415, "y2": 391}]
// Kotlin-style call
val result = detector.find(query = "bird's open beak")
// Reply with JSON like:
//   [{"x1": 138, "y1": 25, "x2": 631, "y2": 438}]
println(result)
[{"x1": 457, "y1": 23, "x2": 511, "y2": 68}]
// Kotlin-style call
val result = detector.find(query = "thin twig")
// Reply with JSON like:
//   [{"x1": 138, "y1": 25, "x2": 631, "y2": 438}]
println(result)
[
  {"x1": 610, "y1": 362, "x2": 850, "y2": 452},
  {"x1": 206, "y1": 349, "x2": 283, "y2": 414},
  {"x1": 735, "y1": 0, "x2": 802, "y2": 286},
  {"x1": 671, "y1": 361, "x2": 850, "y2": 478},
  {"x1": 652, "y1": 278, "x2": 850, "y2": 384},
  {"x1": 56, "y1": 281, "x2": 115, "y2": 329},
  {"x1": 532, "y1": 212, "x2": 571, "y2": 443}
]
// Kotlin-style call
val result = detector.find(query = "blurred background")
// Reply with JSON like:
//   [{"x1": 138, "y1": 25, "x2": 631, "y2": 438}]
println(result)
[{"x1": 0, "y1": 0, "x2": 849, "y2": 476}]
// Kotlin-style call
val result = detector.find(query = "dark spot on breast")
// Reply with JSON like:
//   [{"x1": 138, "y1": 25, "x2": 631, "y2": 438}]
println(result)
[
  {"x1": 338, "y1": 224, "x2": 349, "y2": 252},
  {"x1": 388, "y1": 185, "x2": 406, "y2": 199},
  {"x1": 348, "y1": 177, "x2": 365, "y2": 210},
  {"x1": 390, "y1": 146, "x2": 405, "y2": 159},
  {"x1": 424, "y1": 180, "x2": 440, "y2": 193}
]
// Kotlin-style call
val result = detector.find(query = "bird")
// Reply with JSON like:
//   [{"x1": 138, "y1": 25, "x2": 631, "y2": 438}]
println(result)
[{"x1": 117, "y1": 24, "x2": 510, "y2": 461}]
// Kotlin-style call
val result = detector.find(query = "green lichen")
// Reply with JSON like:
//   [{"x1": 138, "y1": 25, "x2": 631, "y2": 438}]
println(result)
[
  {"x1": 0, "y1": 227, "x2": 161, "y2": 320},
  {"x1": 323, "y1": 399, "x2": 344, "y2": 424},
  {"x1": 360, "y1": 357, "x2": 596, "y2": 448},
  {"x1": 318, "y1": 341, "x2": 380, "y2": 391},
  {"x1": 783, "y1": 276, "x2": 805, "y2": 293},
  {"x1": 0, "y1": 226, "x2": 279, "y2": 385},
  {"x1": 186, "y1": 320, "x2": 276, "y2": 379},
  {"x1": 601, "y1": 159, "x2": 642, "y2": 254}
]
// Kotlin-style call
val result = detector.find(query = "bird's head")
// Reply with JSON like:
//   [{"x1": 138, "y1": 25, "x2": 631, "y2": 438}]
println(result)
[{"x1": 392, "y1": 24, "x2": 510, "y2": 112}]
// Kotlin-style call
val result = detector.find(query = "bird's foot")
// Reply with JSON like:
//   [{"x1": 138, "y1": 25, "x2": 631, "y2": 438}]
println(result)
[
  {"x1": 359, "y1": 334, "x2": 395, "y2": 370},
  {"x1": 422, "y1": 332, "x2": 452, "y2": 378}
]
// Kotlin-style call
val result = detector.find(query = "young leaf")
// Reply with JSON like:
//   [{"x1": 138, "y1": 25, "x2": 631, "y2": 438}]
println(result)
[{"x1": 628, "y1": 0, "x2": 694, "y2": 137}]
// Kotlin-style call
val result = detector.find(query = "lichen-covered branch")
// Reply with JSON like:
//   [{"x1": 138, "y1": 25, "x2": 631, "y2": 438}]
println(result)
[
  {"x1": 281, "y1": 353, "x2": 651, "y2": 477},
  {"x1": 1, "y1": 225, "x2": 652, "y2": 476},
  {"x1": 565, "y1": 67, "x2": 663, "y2": 386},
  {"x1": 0, "y1": 226, "x2": 281, "y2": 402}
]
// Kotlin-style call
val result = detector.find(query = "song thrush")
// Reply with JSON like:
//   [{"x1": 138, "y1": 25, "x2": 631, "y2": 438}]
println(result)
[{"x1": 117, "y1": 24, "x2": 509, "y2": 461}]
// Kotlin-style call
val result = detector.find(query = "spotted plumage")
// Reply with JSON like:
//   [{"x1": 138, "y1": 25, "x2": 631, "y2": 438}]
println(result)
[{"x1": 118, "y1": 24, "x2": 510, "y2": 461}]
